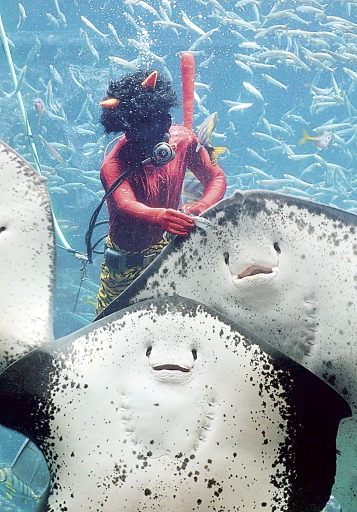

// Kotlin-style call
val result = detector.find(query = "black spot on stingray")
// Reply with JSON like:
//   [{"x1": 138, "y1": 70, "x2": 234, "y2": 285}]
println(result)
[{"x1": 327, "y1": 375, "x2": 337, "y2": 386}]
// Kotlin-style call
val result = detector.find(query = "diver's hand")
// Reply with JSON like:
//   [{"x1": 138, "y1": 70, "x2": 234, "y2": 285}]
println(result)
[
  {"x1": 180, "y1": 201, "x2": 209, "y2": 216},
  {"x1": 156, "y1": 208, "x2": 195, "y2": 236}
]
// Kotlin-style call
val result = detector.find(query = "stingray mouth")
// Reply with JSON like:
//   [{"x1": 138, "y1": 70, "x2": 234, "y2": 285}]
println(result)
[
  {"x1": 147, "y1": 347, "x2": 195, "y2": 383},
  {"x1": 230, "y1": 263, "x2": 279, "y2": 288},
  {"x1": 150, "y1": 362, "x2": 193, "y2": 383},
  {"x1": 236, "y1": 265, "x2": 274, "y2": 279},
  {"x1": 224, "y1": 246, "x2": 280, "y2": 287},
  {"x1": 152, "y1": 364, "x2": 190, "y2": 372}
]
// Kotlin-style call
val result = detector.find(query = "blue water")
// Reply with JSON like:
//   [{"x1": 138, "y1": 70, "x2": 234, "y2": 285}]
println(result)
[{"x1": 0, "y1": 0, "x2": 355, "y2": 509}]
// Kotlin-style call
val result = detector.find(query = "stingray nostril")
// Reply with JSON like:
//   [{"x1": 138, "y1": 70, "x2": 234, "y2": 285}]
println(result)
[
  {"x1": 223, "y1": 252, "x2": 229, "y2": 264},
  {"x1": 273, "y1": 242, "x2": 281, "y2": 254},
  {"x1": 192, "y1": 349, "x2": 197, "y2": 360},
  {"x1": 146, "y1": 346, "x2": 152, "y2": 357},
  {"x1": 0, "y1": 226, "x2": 6, "y2": 233}
]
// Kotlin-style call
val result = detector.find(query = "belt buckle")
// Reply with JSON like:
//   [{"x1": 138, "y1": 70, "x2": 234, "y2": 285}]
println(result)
[{"x1": 104, "y1": 247, "x2": 126, "y2": 273}]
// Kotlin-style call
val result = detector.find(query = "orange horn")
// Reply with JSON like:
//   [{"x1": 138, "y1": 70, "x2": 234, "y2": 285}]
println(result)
[
  {"x1": 100, "y1": 98, "x2": 120, "y2": 108},
  {"x1": 141, "y1": 70, "x2": 158, "y2": 89}
]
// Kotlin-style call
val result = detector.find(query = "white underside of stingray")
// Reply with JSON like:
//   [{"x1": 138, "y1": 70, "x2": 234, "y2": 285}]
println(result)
[
  {"x1": 0, "y1": 139, "x2": 352, "y2": 512},
  {"x1": 102, "y1": 190, "x2": 357, "y2": 510},
  {"x1": 0, "y1": 141, "x2": 55, "y2": 370},
  {"x1": 0, "y1": 296, "x2": 350, "y2": 512}
]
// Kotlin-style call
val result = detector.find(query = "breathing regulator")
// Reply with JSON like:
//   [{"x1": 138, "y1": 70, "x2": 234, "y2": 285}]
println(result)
[{"x1": 142, "y1": 140, "x2": 175, "y2": 167}]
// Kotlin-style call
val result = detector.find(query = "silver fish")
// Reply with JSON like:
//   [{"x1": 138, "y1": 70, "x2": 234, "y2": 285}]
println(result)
[
  {"x1": 81, "y1": 16, "x2": 108, "y2": 38},
  {"x1": 79, "y1": 28, "x2": 100, "y2": 63},
  {"x1": 3, "y1": 65, "x2": 27, "y2": 98},
  {"x1": 53, "y1": 0, "x2": 66, "y2": 25},
  {"x1": 16, "y1": 3, "x2": 27, "y2": 30},
  {"x1": 227, "y1": 102, "x2": 254, "y2": 113},
  {"x1": 108, "y1": 56, "x2": 138, "y2": 69},
  {"x1": 107, "y1": 22, "x2": 125, "y2": 47}
]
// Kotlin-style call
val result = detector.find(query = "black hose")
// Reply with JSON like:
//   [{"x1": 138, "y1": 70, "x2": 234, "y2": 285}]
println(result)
[{"x1": 85, "y1": 167, "x2": 136, "y2": 263}]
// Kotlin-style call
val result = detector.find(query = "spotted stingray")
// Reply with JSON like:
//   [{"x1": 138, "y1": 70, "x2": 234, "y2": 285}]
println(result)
[
  {"x1": 99, "y1": 189, "x2": 357, "y2": 510},
  {"x1": 0, "y1": 140, "x2": 55, "y2": 371},
  {"x1": 0, "y1": 295, "x2": 350, "y2": 511}
]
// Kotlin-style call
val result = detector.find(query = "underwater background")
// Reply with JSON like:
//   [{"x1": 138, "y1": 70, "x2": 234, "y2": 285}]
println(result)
[{"x1": 0, "y1": 0, "x2": 356, "y2": 510}]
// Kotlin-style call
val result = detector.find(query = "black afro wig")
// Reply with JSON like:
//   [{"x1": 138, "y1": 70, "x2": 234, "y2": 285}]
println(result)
[{"x1": 100, "y1": 70, "x2": 179, "y2": 134}]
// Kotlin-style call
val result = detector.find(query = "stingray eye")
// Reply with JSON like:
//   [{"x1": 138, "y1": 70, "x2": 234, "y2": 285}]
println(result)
[
  {"x1": 0, "y1": 226, "x2": 6, "y2": 233},
  {"x1": 273, "y1": 242, "x2": 281, "y2": 254},
  {"x1": 223, "y1": 252, "x2": 229, "y2": 264},
  {"x1": 146, "y1": 346, "x2": 152, "y2": 357},
  {"x1": 192, "y1": 349, "x2": 197, "y2": 360}
]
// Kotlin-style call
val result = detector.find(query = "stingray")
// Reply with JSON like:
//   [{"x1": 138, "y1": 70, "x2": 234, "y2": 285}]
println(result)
[
  {"x1": 0, "y1": 138, "x2": 351, "y2": 511},
  {"x1": 98, "y1": 190, "x2": 357, "y2": 509},
  {"x1": 0, "y1": 295, "x2": 350, "y2": 512},
  {"x1": 0, "y1": 140, "x2": 55, "y2": 371}
]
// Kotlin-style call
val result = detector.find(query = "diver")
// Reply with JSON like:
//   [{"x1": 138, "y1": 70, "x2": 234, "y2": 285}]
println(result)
[{"x1": 95, "y1": 69, "x2": 226, "y2": 315}]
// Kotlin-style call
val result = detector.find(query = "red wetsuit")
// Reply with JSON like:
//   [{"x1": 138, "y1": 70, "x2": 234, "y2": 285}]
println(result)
[{"x1": 101, "y1": 124, "x2": 226, "y2": 252}]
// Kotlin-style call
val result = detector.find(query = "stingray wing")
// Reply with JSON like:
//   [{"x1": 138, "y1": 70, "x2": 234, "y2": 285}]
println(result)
[{"x1": 0, "y1": 140, "x2": 55, "y2": 371}]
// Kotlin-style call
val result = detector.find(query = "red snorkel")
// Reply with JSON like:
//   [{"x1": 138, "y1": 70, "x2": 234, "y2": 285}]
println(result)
[{"x1": 180, "y1": 52, "x2": 195, "y2": 130}]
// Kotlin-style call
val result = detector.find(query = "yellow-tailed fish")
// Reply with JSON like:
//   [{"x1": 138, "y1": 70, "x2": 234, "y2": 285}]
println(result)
[
  {"x1": 300, "y1": 130, "x2": 335, "y2": 149},
  {"x1": 196, "y1": 112, "x2": 227, "y2": 165}
]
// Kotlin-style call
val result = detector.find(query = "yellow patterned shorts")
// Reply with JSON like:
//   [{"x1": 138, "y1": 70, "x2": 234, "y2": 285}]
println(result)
[{"x1": 95, "y1": 236, "x2": 169, "y2": 316}]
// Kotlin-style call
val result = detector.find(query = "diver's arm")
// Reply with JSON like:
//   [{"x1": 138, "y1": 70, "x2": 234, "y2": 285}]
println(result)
[
  {"x1": 182, "y1": 136, "x2": 226, "y2": 215},
  {"x1": 111, "y1": 180, "x2": 195, "y2": 236}
]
